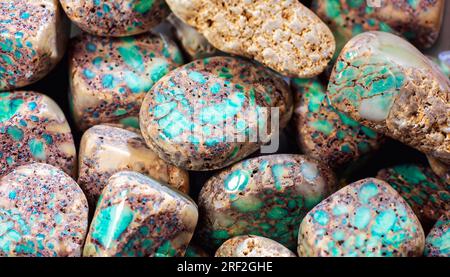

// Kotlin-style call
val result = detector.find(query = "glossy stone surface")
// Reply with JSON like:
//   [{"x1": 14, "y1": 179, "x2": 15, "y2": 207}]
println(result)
[
  {"x1": 328, "y1": 31, "x2": 450, "y2": 165},
  {"x1": 312, "y1": 0, "x2": 444, "y2": 51},
  {"x1": 0, "y1": 163, "x2": 88, "y2": 257},
  {"x1": 78, "y1": 124, "x2": 189, "y2": 207},
  {"x1": 427, "y1": 155, "x2": 450, "y2": 184},
  {"x1": 166, "y1": 0, "x2": 335, "y2": 78},
  {"x1": 0, "y1": 0, "x2": 69, "y2": 90},
  {"x1": 140, "y1": 56, "x2": 293, "y2": 171},
  {"x1": 377, "y1": 164, "x2": 449, "y2": 229},
  {"x1": 69, "y1": 33, "x2": 183, "y2": 131},
  {"x1": 425, "y1": 213, "x2": 449, "y2": 257},
  {"x1": 83, "y1": 171, "x2": 198, "y2": 257},
  {"x1": 215, "y1": 235, "x2": 296, "y2": 257},
  {"x1": 298, "y1": 178, "x2": 425, "y2": 257},
  {"x1": 168, "y1": 14, "x2": 218, "y2": 60},
  {"x1": 291, "y1": 78, "x2": 382, "y2": 169},
  {"x1": 60, "y1": 0, "x2": 169, "y2": 37},
  {"x1": 197, "y1": 154, "x2": 336, "y2": 250},
  {"x1": 0, "y1": 91, "x2": 76, "y2": 177}
]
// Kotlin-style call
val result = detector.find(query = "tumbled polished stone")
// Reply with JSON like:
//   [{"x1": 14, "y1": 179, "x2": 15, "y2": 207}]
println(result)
[
  {"x1": 140, "y1": 56, "x2": 293, "y2": 171},
  {"x1": 377, "y1": 164, "x2": 449, "y2": 230},
  {"x1": 69, "y1": 33, "x2": 183, "y2": 130},
  {"x1": 60, "y1": 0, "x2": 169, "y2": 37},
  {"x1": 0, "y1": 163, "x2": 88, "y2": 257},
  {"x1": 425, "y1": 213, "x2": 449, "y2": 257},
  {"x1": 291, "y1": 78, "x2": 382, "y2": 169},
  {"x1": 312, "y1": 0, "x2": 445, "y2": 51},
  {"x1": 215, "y1": 235, "x2": 296, "y2": 257},
  {"x1": 0, "y1": 91, "x2": 76, "y2": 177},
  {"x1": 83, "y1": 171, "x2": 198, "y2": 257},
  {"x1": 78, "y1": 124, "x2": 189, "y2": 207},
  {"x1": 298, "y1": 178, "x2": 425, "y2": 257},
  {"x1": 197, "y1": 154, "x2": 336, "y2": 251},
  {"x1": 328, "y1": 31, "x2": 450, "y2": 165},
  {"x1": 0, "y1": 0, "x2": 69, "y2": 90}
]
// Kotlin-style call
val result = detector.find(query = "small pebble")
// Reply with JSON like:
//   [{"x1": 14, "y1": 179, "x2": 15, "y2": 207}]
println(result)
[
  {"x1": 298, "y1": 178, "x2": 425, "y2": 257},
  {"x1": 69, "y1": 33, "x2": 183, "y2": 130},
  {"x1": 0, "y1": 163, "x2": 88, "y2": 257},
  {"x1": 377, "y1": 164, "x2": 449, "y2": 229},
  {"x1": 424, "y1": 213, "x2": 450, "y2": 257},
  {"x1": 0, "y1": 91, "x2": 76, "y2": 177},
  {"x1": 60, "y1": 0, "x2": 170, "y2": 37},
  {"x1": 215, "y1": 235, "x2": 296, "y2": 257},
  {"x1": 166, "y1": 0, "x2": 335, "y2": 77},
  {"x1": 83, "y1": 171, "x2": 198, "y2": 257},
  {"x1": 328, "y1": 31, "x2": 450, "y2": 165},
  {"x1": 197, "y1": 154, "x2": 336, "y2": 250},
  {"x1": 140, "y1": 56, "x2": 293, "y2": 171},
  {"x1": 0, "y1": 0, "x2": 69, "y2": 90}
]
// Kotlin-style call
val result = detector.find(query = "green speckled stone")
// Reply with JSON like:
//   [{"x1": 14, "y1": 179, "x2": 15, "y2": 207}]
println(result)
[
  {"x1": 0, "y1": 91, "x2": 76, "y2": 178},
  {"x1": 197, "y1": 154, "x2": 336, "y2": 251},
  {"x1": 312, "y1": 0, "x2": 444, "y2": 53},
  {"x1": 291, "y1": 77, "x2": 382, "y2": 169},
  {"x1": 139, "y1": 56, "x2": 293, "y2": 171},
  {"x1": 298, "y1": 178, "x2": 425, "y2": 257},
  {"x1": 83, "y1": 171, "x2": 198, "y2": 257},
  {"x1": 69, "y1": 33, "x2": 183, "y2": 131},
  {"x1": 0, "y1": 163, "x2": 88, "y2": 257},
  {"x1": 0, "y1": 0, "x2": 69, "y2": 90},
  {"x1": 328, "y1": 31, "x2": 450, "y2": 164},
  {"x1": 425, "y1": 213, "x2": 450, "y2": 257},
  {"x1": 215, "y1": 235, "x2": 296, "y2": 257},
  {"x1": 377, "y1": 164, "x2": 449, "y2": 230},
  {"x1": 61, "y1": 0, "x2": 170, "y2": 37}
]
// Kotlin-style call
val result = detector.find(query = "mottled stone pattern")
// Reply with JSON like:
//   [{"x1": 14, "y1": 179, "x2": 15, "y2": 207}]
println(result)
[
  {"x1": 197, "y1": 154, "x2": 336, "y2": 250},
  {"x1": 312, "y1": 0, "x2": 444, "y2": 51},
  {"x1": 140, "y1": 56, "x2": 293, "y2": 171},
  {"x1": 377, "y1": 164, "x2": 449, "y2": 229},
  {"x1": 166, "y1": 0, "x2": 335, "y2": 77},
  {"x1": 69, "y1": 33, "x2": 183, "y2": 131},
  {"x1": 328, "y1": 32, "x2": 450, "y2": 164},
  {"x1": 215, "y1": 235, "x2": 296, "y2": 257},
  {"x1": 0, "y1": 0, "x2": 68, "y2": 90},
  {"x1": 427, "y1": 155, "x2": 450, "y2": 184},
  {"x1": 291, "y1": 78, "x2": 382, "y2": 169},
  {"x1": 184, "y1": 244, "x2": 209, "y2": 257},
  {"x1": 83, "y1": 171, "x2": 198, "y2": 257},
  {"x1": 78, "y1": 124, "x2": 189, "y2": 207},
  {"x1": 425, "y1": 213, "x2": 450, "y2": 257},
  {"x1": 0, "y1": 163, "x2": 88, "y2": 257},
  {"x1": 0, "y1": 91, "x2": 76, "y2": 178},
  {"x1": 298, "y1": 178, "x2": 425, "y2": 257},
  {"x1": 60, "y1": 0, "x2": 169, "y2": 37},
  {"x1": 168, "y1": 14, "x2": 218, "y2": 60}
]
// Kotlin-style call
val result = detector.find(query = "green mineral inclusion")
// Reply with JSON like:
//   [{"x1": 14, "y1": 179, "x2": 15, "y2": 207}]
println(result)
[
  {"x1": 0, "y1": 93, "x2": 23, "y2": 123},
  {"x1": 133, "y1": 0, "x2": 155, "y2": 14},
  {"x1": 391, "y1": 164, "x2": 427, "y2": 185},
  {"x1": 91, "y1": 204, "x2": 134, "y2": 249},
  {"x1": 28, "y1": 139, "x2": 46, "y2": 160}
]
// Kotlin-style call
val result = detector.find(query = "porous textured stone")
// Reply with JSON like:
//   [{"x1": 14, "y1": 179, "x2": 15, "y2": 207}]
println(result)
[
  {"x1": 197, "y1": 154, "x2": 336, "y2": 250},
  {"x1": 139, "y1": 56, "x2": 293, "y2": 171},
  {"x1": 0, "y1": 91, "x2": 76, "y2": 178},
  {"x1": 298, "y1": 178, "x2": 425, "y2": 257},
  {"x1": 328, "y1": 31, "x2": 450, "y2": 165},
  {"x1": 424, "y1": 213, "x2": 449, "y2": 257},
  {"x1": 312, "y1": 0, "x2": 445, "y2": 50},
  {"x1": 0, "y1": 163, "x2": 88, "y2": 257},
  {"x1": 78, "y1": 125, "x2": 189, "y2": 208},
  {"x1": 291, "y1": 78, "x2": 382, "y2": 169},
  {"x1": 69, "y1": 33, "x2": 183, "y2": 131},
  {"x1": 166, "y1": 0, "x2": 335, "y2": 77},
  {"x1": 377, "y1": 164, "x2": 449, "y2": 229},
  {"x1": 0, "y1": 0, "x2": 69, "y2": 90},
  {"x1": 60, "y1": 0, "x2": 170, "y2": 37},
  {"x1": 83, "y1": 171, "x2": 198, "y2": 257},
  {"x1": 215, "y1": 235, "x2": 296, "y2": 257}
]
